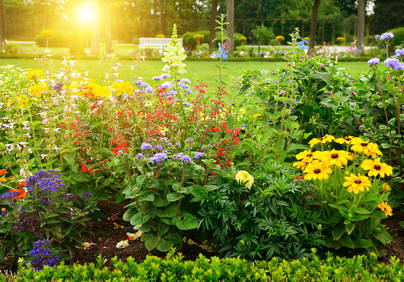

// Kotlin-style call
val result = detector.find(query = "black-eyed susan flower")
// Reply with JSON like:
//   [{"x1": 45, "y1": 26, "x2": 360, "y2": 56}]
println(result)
[
  {"x1": 378, "y1": 201, "x2": 393, "y2": 216},
  {"x1": 293, "y1": 161, "x2": 309, "y2": 169},
  {"x1": 308, "y1": 135, "x2": 335, "y2": 147},
  {"x1": 319, "y1": 149, "x2": 351, "y2": 168},
  {"x1": 350, "y1": 138, "x2": 382, "y2": 157},
  {"x1": 343, "y1": 173, "x2": 372, "y2": 194},
  {"x1": 303, "y1": 160, "x2": 332, "y2": 180},
  {"x1": 296, "y1": 150, "x2": 314, "y2": 161},
  {"x1": 335, "y1": 136, "x2": 354, "y2": 145},
  {"x1": 361, "y1": 158, "x2": 393, "y2": 178}
]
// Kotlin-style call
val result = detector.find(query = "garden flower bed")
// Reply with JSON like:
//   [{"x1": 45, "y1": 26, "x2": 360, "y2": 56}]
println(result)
[{"x1": 0, "y1": 28, "x2": 403, "y2": 278}]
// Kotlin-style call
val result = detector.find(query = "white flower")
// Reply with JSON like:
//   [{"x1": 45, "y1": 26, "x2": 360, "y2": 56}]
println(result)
[
  {"x1": 116, "y1": 240, "x2": 129, "y2": 249},
  {"x1": 127, "y1": 231, "x2": 142, "y2": 240}
]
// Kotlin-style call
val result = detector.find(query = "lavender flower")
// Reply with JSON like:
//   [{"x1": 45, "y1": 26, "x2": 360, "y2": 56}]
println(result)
[
  {"x1": 61, "y1": 193, "x2": 76, "y2": 202},
  {"x1": 194, "y1": 152, "x2": 205, "y2": 160},
  {"x1": 168, "y1": 90, "x2": 177, "y2": 97},
  {"x1": 135, "y1": 80, "x2": 143, "y2": 85},
  {"x1": 40, "y1": 197, "x2": 50, "y2": 206},
  {"x1": 368, "y1": 58, "x2": 380, "y2": 66},
  {"x1": 183, "y1": 102, "x2": 192, "y2": 107},
  {"x1": 1, "y1": 208, "x2": 8, "y2": 216},
  {"x1": 53, "y1": 82, "x2": 63, "y2": 92},
  {"x1": 379, "y1": 32, "x2": 394, "y2": 41},
  {"x1": 393, "y1": 62, "x2": 404, "y2": 70},
  {"x1": 152, "y1": 76, "x2": 162, "y2": 81},
  {"x1": 161, "y1": 73, "x2": 171, "y2": 79},
  {"x1": 149, "y1": 153, "x2": 168, "y2": 164},
  {"x1": 137, "y1": 153, "x2": 144, "y2": 160},
  {"x1": 141, "y1": 142, "x2": 153, "y2": 151},
  {"x1": 186, "y1": 138, "x2": 194, "y2": 142},
  {"x1": 173, "y1": 153, "x2": 184, "y2": 160}
]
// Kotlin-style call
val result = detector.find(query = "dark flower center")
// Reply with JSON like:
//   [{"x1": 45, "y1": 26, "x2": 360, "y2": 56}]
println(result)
[
  {"x1": 331, "y1": 153, "x2": 339, "y2": 159},
  {"x1": 314, "y1": 169, "x2": 321, "y2": 174},
  {"x1": 374, "y1": 165, "x2": 381, "y2": 170},
  {"x1": 354, "y1": 179, "x2": 362, "y2": 184},
  {"x1": 345, "y1": 137, "x2": 351, "y2": 141},
  {"x1": 307, "y1": 154, "x2": 313, "y2": 157},
  {"x1": 361, "y1": 143, "x2": 368, "y2": 147}
]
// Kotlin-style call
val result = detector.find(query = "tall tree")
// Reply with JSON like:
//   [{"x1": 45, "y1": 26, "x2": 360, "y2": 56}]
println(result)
[
  {"x1": 356, "y1": 0, "x2": 365, "y2": 54},
  {"x1": 91, "y1": 0, "x2": 100, "y2": 55},
  {"x1": 226, "y1": 0, "x2": 234, "y2": 53},
  {"x1": 0, "y1": 0, "x2": 5, "y2": 51},
  {"x1": 103, "y1": 0, "x2": 112, "y2": 54},
  {"x1": 309, "y1": 0, "x2": 320, "y2": 54},
  {"x1": 209, "y1": 0, "x2": 218, "y2": 48}
]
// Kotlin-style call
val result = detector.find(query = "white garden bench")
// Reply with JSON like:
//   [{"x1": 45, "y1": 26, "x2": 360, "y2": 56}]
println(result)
[{"x1": 139, "y1": 38, "x2": 183, "y2": 49}]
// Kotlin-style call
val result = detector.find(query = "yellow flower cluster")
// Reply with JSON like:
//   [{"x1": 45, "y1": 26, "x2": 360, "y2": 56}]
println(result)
[
  {"x1": 29, "y1": 83, "x2": 47, "y2": 98},
  {"x1": 8, "y1": 95, "x2": 30, "y2": 107},
  {"x1": 235, "y1": 170, "x2": 254, "y2": 189},
  {"x1": 337, "y1": 37, "x2": 345, "y2": 42},
  {"x1": 28, "y1": 69, "x2": 44, "y2": 80},
  {"x1": 294, "y1": 135, "x2": 393, "y2": 194},
  {"x1": 193, "y1": 33, "x2": 204, "y2": 41},
  {"x1": 111, "y1": 81, "x2": 134, "y2": 96}
]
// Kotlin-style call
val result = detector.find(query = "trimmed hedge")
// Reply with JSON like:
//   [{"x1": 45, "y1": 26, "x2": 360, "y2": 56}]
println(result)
[{"x1": 2, "y1": 250, "x2": 404, "y2": 281}]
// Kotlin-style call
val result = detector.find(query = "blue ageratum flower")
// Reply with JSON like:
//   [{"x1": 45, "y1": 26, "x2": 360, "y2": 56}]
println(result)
[
  {"x1": 149, "y1": 153, "x2": 168, "y2": 164},
  {"x1": 215, "y1": 43, "x2": 228, "y2": 60},
  {"x1": 378, "y1": 32, "x2": 394, "y2": 41},
  {"x1": 181, "y1": 155, "x2": 192, "y2": 163},
  {"x1": 297, "y1": 40, "x2": 309, "y2": 50},
  {"x1": 180, "y1": 78, "x2": 191, "y2": 84},
  {"x1": 194, "y1": 152, "x2": 205, "y2": 160},
  {"x1": 26, "y1": 239, "x2": 60, "y2": 271},
  {"x1": 395, "y1": 48, "x2": 404, "y2": 58},
  {"x1": 141, "y1": 142, "x2": 153, "y2": 151},
  {"x1": 384, "y1": 58, "x2": 400, "y2": 68},
  {"x1": 368, "y1": 58, "x2": 380, "y2": 66}
]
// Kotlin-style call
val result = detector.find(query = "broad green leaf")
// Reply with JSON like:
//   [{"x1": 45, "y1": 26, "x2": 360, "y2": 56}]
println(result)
[
  {"x1": 157, "y1": 238, "x2": 174, "y2": 252},
  {"x1": 175, "y1": 212, "x2": 198, "y2": 230},
  {"x1": 144, "y1": 234, "x2": 159, "y2": 251},
  {"x1": 167, "y1": 192, "x2": 184, "y2": 202},
  {"x1": 130, "y1": 213, "x2": 150, "y2": 226},
  {"x1": 139, "y1": 192, "x2": 155, "y2": 202},
  {"x1": 344, "y1": 222, "x2": 355, "y2": 235},
  {"x1": 332, "y1": 225, "x2": 345, "y2": 241}
]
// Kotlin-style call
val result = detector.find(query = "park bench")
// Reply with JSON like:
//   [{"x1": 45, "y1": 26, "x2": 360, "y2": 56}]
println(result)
[{"x1": 139, "y1": 37, "x2": 183, "y2": 49}]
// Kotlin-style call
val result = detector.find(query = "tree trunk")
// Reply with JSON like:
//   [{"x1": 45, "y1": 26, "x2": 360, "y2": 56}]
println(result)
[
  {"x1": 209, "y1": 0, "x2": 219, "y2": 49},
  {"x1": 104, "y1": 0, "x2": 113, "y2": 54},
  {"x1": 309, "y1": 0, "x2": 321, "y2": 54},
  {"x1": 357, "y1": 0, "x2": 365, "y2": 55},
  {"x1": 226, "y1": 0, "x2": 234, "y2": 53},
  {"x1": 0, "y1": 0, "x2": 5, "y2": 51}
]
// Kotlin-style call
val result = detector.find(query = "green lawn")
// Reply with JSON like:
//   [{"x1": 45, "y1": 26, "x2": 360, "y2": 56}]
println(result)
[{"x1": 0, "y1": 58, "x2": 370, "y2": 87}]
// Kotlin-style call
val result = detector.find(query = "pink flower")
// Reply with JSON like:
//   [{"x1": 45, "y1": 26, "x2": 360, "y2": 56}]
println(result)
[{"x1": 352, "y1": 91, "x2": 357, "y2": 96}]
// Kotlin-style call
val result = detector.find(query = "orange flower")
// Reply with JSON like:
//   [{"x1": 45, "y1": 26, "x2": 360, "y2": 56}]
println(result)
[
  {"x1": 0, "y1": 169, "x2": 7, "y2": 176},
  {"x1": 9, "y1": 189, "x2": 26, "y2": 200}
]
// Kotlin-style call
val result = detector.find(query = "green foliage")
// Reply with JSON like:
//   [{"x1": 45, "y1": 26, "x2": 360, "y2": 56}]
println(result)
[
  {"x1": 388, "y1": 27, "x2": 404, "y2": 47},
  {"x1": 251, "y1": 25, "x2": 274, "y2": 46},
  {"x1": 6, "y1": 249, "x2": 404, "y2": 281},
  {"x1": 182, "y1": 30, "x2": 210, "y2": 49},
  {"x1": 197, "y1": 162, "x2": 324, "y2": 260},
  {"x1": 34, "y1": 30, "x2": 89, "y2": 55}
]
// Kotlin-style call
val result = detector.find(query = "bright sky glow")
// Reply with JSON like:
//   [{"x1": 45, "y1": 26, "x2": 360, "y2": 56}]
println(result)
[{"x1": 77, "y1": 5, "x2": 97, "y2": 22}]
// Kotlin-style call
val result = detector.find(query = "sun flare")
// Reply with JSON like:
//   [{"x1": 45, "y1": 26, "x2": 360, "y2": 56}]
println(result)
[{"x1": 77, "y1": 5, "x2": 96, "y2": 23}]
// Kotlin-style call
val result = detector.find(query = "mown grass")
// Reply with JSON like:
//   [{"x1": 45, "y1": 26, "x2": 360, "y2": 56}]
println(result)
[{"x1": 0, "y1": 58, "x2": 370, "y2": 88}]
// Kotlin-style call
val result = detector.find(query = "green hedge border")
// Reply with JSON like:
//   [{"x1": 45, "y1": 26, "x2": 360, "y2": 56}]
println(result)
[
  {"x1": 0, "y1": 53, "x2": 379, "y2": 62},
  {"x1": 2, "y1": 250, "x2": 403, "y2": 281}
]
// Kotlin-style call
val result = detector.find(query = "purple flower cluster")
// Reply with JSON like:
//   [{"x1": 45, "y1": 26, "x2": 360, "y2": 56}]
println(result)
[
  {"x1": 81, "y1": 191, "x2": 93, "y2": 199},
  {"x1": 53, "y1": 82, "x2": 63, "y2": 92},
  {"x1": 26, "y1": 239, "x2": 60, "y2": 271},
  {"x1": 149, "y1": 153, "x2": 168, "y2": 164},
  {"x1": 0, "y1": 191, "x2": 19, "y2": 201},
  {"x1": 137, "y1": 153, "x2": 144, "y2": 160},
  {"x1": 26, "y1": 170, "x2": 65, "y2": 195},
  {"x1": 194, "y1": 152, "x2": 205, "y2": 160},
  {"x1": 376, "y1": 32, "x2": 394, "y2": 41},
  {"x1": 384, "y1": 58, "x2": 404, "y2": 70},
  {"x1": 141, "y1": 142, "x2": 153, "y2": 151},
  {"x1": 61, "y1": 193, "x2": 77, "y2": 202},
  {"x1": 174, "y1": 153, "x2": 192, "y2": 163},
  {"x1": 368, "y1": 58, "x2": 380, "y2": 66},
  {"x1": 395, "y1": 48, "x2": 404, "y2": 58}
]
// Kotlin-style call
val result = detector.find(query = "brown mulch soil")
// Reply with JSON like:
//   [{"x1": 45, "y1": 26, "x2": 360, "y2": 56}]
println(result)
[
  {"x1": 72, "y1": 200, "x2": 216, "y2": 268},
  {"x1": 73, "y1": 200, "x2": 404, "y2": 267},
  {"x1": 380, "y1": 208, "x2": 404, "y2": 263}
]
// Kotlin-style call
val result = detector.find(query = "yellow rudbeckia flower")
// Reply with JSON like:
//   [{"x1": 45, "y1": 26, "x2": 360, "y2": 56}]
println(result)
[
  {"x1": 361, "y1": 158, "x2": 393, "y2": 178},
  {"x1": 343, "y1": 173, "x2": 371, "y2": 194}
]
